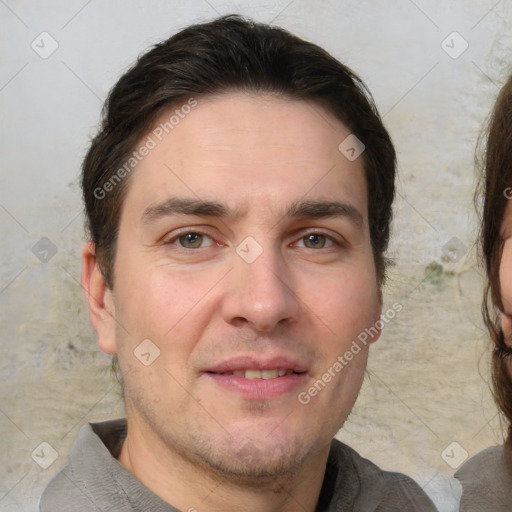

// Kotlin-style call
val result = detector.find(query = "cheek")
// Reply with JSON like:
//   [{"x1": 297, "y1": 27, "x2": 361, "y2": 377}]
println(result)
[
  {"x1": 304, "y1": 266, "x2": 379, "y2": 335},
  {"x1": 500, "y1": 242, "x2": 512, "y2": 311},
  {"x1": 113, "y1": 261, "x2": 220, "y2": 356}
]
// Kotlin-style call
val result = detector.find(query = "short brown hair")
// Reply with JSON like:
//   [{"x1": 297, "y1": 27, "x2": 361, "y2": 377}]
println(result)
[
  {"x1": 478, "y1": 73, "x2": 512, "y2": 450},
  {"x1": 81, "y1": 15, "x2": 396, "y2": 290}
]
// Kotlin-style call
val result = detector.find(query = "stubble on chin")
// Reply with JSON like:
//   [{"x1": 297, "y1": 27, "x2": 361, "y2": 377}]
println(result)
[{"x1": 149, "y1": 414, "x2": 314, "y2": 489}]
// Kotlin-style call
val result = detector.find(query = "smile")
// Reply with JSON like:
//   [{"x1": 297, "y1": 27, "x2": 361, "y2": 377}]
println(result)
[{"x1": 212, "y1": 369, "x2": 297, "y2": 379}]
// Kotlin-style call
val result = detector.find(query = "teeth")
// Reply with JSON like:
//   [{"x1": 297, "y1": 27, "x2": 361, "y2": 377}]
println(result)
[
  {"x1": 222, "y1": 369, "x2": 294, "y2": 379},
  {"x1": 245, "y1": 369, "x2": 264, "y2": 380}
]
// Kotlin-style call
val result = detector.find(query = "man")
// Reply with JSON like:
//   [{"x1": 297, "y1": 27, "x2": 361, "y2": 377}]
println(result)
[{"x1": 40, "y1": 15, "x2": 436, "y2": 512}]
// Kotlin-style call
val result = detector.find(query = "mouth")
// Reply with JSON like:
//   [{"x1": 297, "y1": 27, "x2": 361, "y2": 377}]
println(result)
[
  {"x1": 207, "y1": 369, "x2": 301, "y2": 379},
  {"x1": 204, "y1": 356, "x2": 309, "y2": 399}
]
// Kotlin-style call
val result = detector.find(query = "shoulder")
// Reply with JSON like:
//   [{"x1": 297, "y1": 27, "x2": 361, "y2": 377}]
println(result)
[
  {"x1": 39, "y1": 468, "x2": 89, "y2": 512},
  {"x1": 455, "y1": 445, "x2": 512, "y2": 512},
  {"x1": 329, "y1": 439, "x2": 438, "y2": 511},
  {"x1": 455, "y1": 445, "x2": 511, "y2": 485},
  {"x1": 456, "y1": 445, "x2": 507, "y2": 475},
  {"x1": 39, "y1": 423, "x2": 96, "y2": 511},
  {"x1": 39, "y1": 420, "x2": 126, "y2": 512}
]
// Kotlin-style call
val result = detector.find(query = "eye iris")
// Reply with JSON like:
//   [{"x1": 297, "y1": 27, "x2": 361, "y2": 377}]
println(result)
[
  {"x1": 179, "y1": 233, "x2": 203, "y2": 248},
  {"x1": 304, "y1": 234, "x2": 326, "y2": 249}
]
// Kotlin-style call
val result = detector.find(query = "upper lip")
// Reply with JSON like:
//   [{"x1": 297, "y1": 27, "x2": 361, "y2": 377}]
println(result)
[{"x1": 205, "y1": 355, "x2": 309, "y2": 374}]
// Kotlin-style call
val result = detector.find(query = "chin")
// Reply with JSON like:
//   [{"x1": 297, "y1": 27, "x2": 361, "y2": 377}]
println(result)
[
  {"x1": 177, "y1": 418, "x2": 312, "y2": 482},
  {"x1": 196, "y1": 437, "x2": 310, "y2": 486}
]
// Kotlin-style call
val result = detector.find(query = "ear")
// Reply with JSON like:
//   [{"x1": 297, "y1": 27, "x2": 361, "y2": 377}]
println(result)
[
  {"x1": 81, "y1": 242, "x2": 117, "y2": 355},
  {"x1": 368, "y1": 300, "x2": 382, "y2": 345}
]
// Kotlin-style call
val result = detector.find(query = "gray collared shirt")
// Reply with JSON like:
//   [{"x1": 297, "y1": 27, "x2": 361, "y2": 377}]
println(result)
[{"x1": 40, "y1": 418, "x2": 437, "y2": 511}]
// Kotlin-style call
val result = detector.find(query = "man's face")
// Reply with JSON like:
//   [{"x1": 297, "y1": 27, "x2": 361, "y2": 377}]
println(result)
[{"x1": 105, "y1": 92, "x2": 381, "y2": 479}]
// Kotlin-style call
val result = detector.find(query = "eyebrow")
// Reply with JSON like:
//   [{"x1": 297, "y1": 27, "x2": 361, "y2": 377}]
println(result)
[
  {"x1": 141, "y1": 198, "x2": 230, "y2": 224},
  {"x1": 286, "y1": 200, "x2": 363, "y2": 226},
  {"x1": 141, "y1": 197, "x2": 363, "y2": 227}
]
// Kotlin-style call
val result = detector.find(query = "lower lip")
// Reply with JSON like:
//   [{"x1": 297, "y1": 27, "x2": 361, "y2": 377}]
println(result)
[{"x1": 205, "y1": 372, "x2": 308, "y2": 400}]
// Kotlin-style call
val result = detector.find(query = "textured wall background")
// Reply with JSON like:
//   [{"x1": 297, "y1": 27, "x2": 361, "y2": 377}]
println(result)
[{"x1": 1, "y1": 1, "x2": 512, "y2": 510}]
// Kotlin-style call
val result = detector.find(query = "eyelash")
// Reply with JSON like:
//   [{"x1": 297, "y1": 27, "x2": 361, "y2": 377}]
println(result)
[
  {"x1": 294, "y1": 231, "x2": 339, "y2": 249},
  {"x1": 163, "y1": 229, "x2": 342, "y2": 251},
  {"x1": 164, "y1": 230, "x2": 216, "y2": 250}
]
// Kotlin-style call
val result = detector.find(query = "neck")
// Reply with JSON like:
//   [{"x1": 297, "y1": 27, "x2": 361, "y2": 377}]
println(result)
[{"x1": 117, "y1": 413, "x2": 330, "y2": 512}]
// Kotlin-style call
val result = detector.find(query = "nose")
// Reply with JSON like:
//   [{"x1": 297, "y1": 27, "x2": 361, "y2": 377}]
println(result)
[{"x1": 220, "y1": 243, "x2": 301, "y2": 332}]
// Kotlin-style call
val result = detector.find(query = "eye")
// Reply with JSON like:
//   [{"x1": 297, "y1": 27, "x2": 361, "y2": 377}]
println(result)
[
  {"x1": 168, "y1": 231, "x2": 214, "y2": 249},
  {"x1": 296, "y1": 232, "x2": 336, "y2": 249}
]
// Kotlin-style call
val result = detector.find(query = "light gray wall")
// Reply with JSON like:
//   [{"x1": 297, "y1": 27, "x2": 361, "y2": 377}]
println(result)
[{"x1": 1, "y1": 1, "x2": 511, "y2": 510}]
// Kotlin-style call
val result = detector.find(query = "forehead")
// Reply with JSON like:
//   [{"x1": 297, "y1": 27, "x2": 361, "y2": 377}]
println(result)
[{"x1": 122, "y1": 92, "x2": 368, "y2": 223}]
